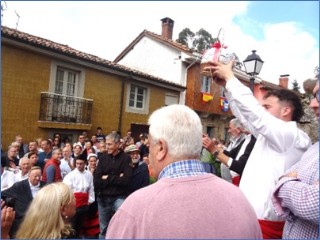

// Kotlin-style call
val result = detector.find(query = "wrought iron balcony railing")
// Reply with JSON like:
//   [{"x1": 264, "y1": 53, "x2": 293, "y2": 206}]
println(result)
[{"x1": 39, "y1": 92, "x2": 93, "y2": 124}]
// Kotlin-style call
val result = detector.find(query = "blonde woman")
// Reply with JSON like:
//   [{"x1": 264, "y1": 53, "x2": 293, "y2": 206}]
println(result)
[{"x1": 16, "y1": 182, "x2": 76, "y2": 239}]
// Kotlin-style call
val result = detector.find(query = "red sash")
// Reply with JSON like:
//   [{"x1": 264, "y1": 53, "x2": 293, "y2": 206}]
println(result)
[
  {"x1": 232, "y1": 176, "x2": 241, "y2": 186},
  {"x1": 258, "y1": 219, "x2": 285, "y2": 239},
  {"x1": 74, "y1": 192, "x2": 89, "y2": 208}
]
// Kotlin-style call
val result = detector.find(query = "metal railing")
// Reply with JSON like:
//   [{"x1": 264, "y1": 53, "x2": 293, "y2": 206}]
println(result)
[{"x1": 39, "y1": 92, "x2": 93, "y2": 124}]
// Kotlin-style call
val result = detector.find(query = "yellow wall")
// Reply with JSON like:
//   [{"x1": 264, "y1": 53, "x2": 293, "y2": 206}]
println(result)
[{"x1": 1, "y1": 43, "x2": 179, "y2": 148}]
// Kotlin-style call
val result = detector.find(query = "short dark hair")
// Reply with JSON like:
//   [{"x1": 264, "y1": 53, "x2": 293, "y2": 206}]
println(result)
[{"x1": 264, "y1": 89, "x2": 303, "y2": 122}]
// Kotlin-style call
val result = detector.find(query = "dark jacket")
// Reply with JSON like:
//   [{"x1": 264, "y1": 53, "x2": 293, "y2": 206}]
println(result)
[
  {"x1": 225, "y1": 135, "x2": 256, "y2": 176},
  {"x1": 93, "y1": 151, "x2": 132, "y2": 197},
  {"x1": 128, "y1": 161, "x2": 150, "y2": 193},
  {"x1": 1, "y1": 179, "x2": 46, "y2": 237}
]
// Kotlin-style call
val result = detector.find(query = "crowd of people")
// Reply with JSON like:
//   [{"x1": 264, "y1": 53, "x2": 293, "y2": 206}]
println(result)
[{"x1": 1, "y1": 60, "x2": 319, "y2": 239}]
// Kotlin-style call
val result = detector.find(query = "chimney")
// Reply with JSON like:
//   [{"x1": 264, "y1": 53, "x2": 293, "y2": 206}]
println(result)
[
  {"x1": 161, "y1": 17, "x2": 174, "y2": 40},
  {"x1": 279, "y1": 74, "x2": 289, "y2": 89}
]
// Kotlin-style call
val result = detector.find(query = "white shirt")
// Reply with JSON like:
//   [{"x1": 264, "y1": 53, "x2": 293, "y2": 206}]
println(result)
[
  {"x1": 225, "y1": 77, "x2": 311, "y2": 221},
  {"x1": 29, "y1": 181, "x2": 41, "y2": 198},
  {"x1": 1, "y1": 169, "x2": 15, "y2": 191},
  {"x1": 14, "y1": 170, "x2": 29, "y2": 182},
  {"x1": 63, "y1": 168, "x2": 95, "y2": 204},
  {"x1": 60, "y1": 157, "x2": 74, "y2": 179}
]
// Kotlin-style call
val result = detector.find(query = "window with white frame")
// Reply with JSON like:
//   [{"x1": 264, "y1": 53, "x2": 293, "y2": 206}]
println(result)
[
  {"x1": 47, "y1": 62, "x2": 86, "y2": 122},
  {"x1": 126, "y1": 83, "x2": 150, "y2": 114},
  {"x1": 201, "y1": 76, "x2": 211, "y2": 93}
]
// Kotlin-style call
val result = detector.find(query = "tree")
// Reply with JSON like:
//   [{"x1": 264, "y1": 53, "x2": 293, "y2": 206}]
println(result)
[
  {"x1": 176, "y1": 28, "x2": 216, "y2": 53},
  {"x1": 291, "y1": 79, "x2": 301, "y2": 92},
  {"x1": 176, "y1": 27, "x2": 243, "y2": 69}
]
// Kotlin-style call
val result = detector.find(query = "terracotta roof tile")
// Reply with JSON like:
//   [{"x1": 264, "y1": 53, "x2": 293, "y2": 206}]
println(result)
[{"x1": 1, "y1": 26, "x2": 184, "y2": 90}]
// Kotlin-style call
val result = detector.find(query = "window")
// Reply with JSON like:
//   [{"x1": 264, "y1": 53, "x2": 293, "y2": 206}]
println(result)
[
  {"x1": 55, "y1": 67, "x2": 78, "y2": 96},
  {"x1": 201, "y1": 76, "x2": 211, "y2": 93},
  {"x1": 126, "y1": 83, "x2": 150, "y2": 114},
  {"x1": 129, "y1": 84, "x2": 146, "y2": 109},
  {"x1": 165, "y1": 93, "x2": 179, "y2": 106}
]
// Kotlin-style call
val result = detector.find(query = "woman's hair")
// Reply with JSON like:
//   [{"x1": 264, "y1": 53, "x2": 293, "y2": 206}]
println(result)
[
  {"x1": 16, "y1": 182, "x2": 75, "y2": 239},
  {"x1": 148, "y1": 104, "x2": 202, "y2": 160}
]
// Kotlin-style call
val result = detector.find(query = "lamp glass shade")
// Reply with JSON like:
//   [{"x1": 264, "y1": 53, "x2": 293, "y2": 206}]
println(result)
[{"x1": 243, "y1": 50, "x2": 264, "y2": 75}]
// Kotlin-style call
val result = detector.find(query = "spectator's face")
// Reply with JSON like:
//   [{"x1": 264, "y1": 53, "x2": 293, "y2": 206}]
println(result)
[
  {"x1": 8, "y1": 148, "x2": 18, "y2": 158},
  {"x1": 29, "y1": 142, "x2": 37, "y2": 152},
  {"x1": 91, "y1": 136, "x2": 97, "y2": 143},
  {"x1": 129, "y1": 151, "x2": 140, "y2": 163},
  {"x1": 63, "y1": 148, "x2": 71, "y2": 158},
  {"x1": 106, "y1": 139, "x2": 120, "y2": 156},
  {"x1": 99, "y1": 143, "x2": 106, "y2": 152},
  {"x1": 310, "y1": 82, "x2": 319, "y2": 119},
  {"x1": 40, "y1": 141, "x2": 49, "y2": 151},
  {"x1": 29, "y1": 154, "x2": 38, "y2": 166},
  {"x1": 228, "y1": 123, "x2": 241, "y2": 138},
  {"x1": 78, "y1": 135, "x2": 85, "y2": 143},
  {"x1": 73, "y1": 146, "x2": 82, "y2": 155},
  {"x1": 15, "y1": 136, "x2": 23, "y2": 144},
  {"x1": 20, "y1": 159, "x2": 31, "y2": 174},
  {"x1": 29, "y1": 169, "x2": 41, "y2": 186},
  {"x1": 88, "y1": 157, "x2": 97, "y2": 169},
  {"x1": 75, "y1": 159, "x2": 86, "y2": 172},
  {"x1": 52, "y1": 150, "x2": 62, "y2": 161}
]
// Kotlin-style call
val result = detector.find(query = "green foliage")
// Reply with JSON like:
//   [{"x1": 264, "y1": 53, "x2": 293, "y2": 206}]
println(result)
[
  {"x1": 201, "y1": 149, "x2": 221, "y2": 177},
  {"x1": 176, "y1": 28, "x2": 195, "y2": 48}
]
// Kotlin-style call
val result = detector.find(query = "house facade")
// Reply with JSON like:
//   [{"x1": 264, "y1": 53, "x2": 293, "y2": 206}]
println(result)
[
  {"x1": 114, "y1": 17, "x2": 281, "y2": 141},
  {"x1": 1, "y1": 26, "x2": 185, "y2": 148}
]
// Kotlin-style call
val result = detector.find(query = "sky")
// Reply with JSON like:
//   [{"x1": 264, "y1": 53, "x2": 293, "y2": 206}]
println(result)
[{"x1": 1, "y1": 1, "x2": 319, "y2": 91}]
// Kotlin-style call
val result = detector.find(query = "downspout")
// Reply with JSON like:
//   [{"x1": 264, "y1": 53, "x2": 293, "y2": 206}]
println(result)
[{"x1": 117, "y1": 77, "x2": 126, "y2": 135}]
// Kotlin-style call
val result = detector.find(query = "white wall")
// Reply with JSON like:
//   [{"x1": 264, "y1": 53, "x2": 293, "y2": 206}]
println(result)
[{"x1": 118, "y1": 36, "x2": 186, "y2": 86}]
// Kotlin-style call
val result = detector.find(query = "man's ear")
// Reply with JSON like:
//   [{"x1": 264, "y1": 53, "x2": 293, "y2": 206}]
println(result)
[
  {"x1": 156, "y1": 139, "x2": 168, "y2": 161},
  {"x1": 281, "y1": 106, "x2": 292, "y2": 119}
]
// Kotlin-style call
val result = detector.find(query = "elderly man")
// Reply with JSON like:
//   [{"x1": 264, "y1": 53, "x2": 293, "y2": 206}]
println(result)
[
  {"x1": 106, "y1": 104, "x2": 262, "y2": 239},
  {"x1": 1, "y1": 166, "x2": 45, "y2": 238},
  {"x1": 207, "y1": 61, "x2": 311, "y2": 238},
  {"x1": 272, "y1": 81, "x2": 319, "y2": 239},
  {"x1": 42, "y1": 148, "x2": 63, "y2": 183},
  {"x1": 14, "y1": 157, "x2": 31, "y2": 182}
]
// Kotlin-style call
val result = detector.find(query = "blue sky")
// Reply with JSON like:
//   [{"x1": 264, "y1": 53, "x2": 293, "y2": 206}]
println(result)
[
  {"x1": 1, "y1": 1, "x2": 319, "y2": 89},
  {"x1": 240, "y1": 1, "x2": 319, "y2": 42}
]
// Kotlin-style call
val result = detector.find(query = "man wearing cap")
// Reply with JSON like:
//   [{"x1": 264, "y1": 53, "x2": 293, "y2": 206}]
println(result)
[
  {"x1": 125, "y1": 145, "x2": 149, "y2": 193},
  {"x1": 93, "y1": 132, "x2": 132, "y2": 238},
  {"x1": 63, "y1": 155, "x2": 95, "y2": 238}
]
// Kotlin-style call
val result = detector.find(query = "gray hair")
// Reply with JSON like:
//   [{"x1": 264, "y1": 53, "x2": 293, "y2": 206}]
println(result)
[
  {"x1": 148, "y1": 104, "x2": 202, "y2": 160},
  {"x1": 230, "y1": 118, "x2": 244, "y2": 130},
  {"x1": 106, "y1": 132, "x2": 121, "y2": 144}
]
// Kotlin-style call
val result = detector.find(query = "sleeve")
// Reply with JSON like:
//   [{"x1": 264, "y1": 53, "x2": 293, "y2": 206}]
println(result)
[
  {"x1": 272, "y1": 177, "x2": 319, "y2": 224},
  {"x1": 229, "y1": 136, "x2": 256, "y2": 175},
  {"x1": 225, "y1": 77, "x2": 310, "y2": 153},
  {"x1": 93, "y1": 156, "x2": 107, "y2": 191},
  {"x1": 106, "y1": 156, "x2": 133, "y2": 187},
  {"x1": 46, "y1": 165, "x2": 55, "y2": 183},
  {"x1": 88, "y1": 174, "x2": 95, "y2": 203},
  {"x1": 106, "y1": 209, "x2": 137, "y2": 239}
]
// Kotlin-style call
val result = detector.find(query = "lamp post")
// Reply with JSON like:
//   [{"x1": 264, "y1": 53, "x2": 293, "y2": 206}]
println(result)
[{"x1": 243, "y1": 50, "x2": 264, "y2": 93}]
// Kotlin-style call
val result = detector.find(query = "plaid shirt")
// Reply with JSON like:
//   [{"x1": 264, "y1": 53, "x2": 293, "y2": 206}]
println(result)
[
  {"x1": 272, "y1": 141, "x2": 319, "y2": 239},
  {"x1": 158, "y1": 159, "x2": 207, "y2": 179}
]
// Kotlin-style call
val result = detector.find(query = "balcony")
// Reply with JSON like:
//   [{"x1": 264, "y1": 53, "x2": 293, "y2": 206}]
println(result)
[{"x1": 39, "y1": 92, "x2": 93, "y2": 125}]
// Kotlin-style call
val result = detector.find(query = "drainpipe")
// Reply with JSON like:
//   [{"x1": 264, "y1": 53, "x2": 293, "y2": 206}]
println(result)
[{"x1": 118, "y1": 78, "x2": 126, "y2": 136}]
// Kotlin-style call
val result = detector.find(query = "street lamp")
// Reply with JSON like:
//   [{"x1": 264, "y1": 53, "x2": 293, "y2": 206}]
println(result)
[{"x1": 243, "y1": 50, "x2": 264, "y2": 93}]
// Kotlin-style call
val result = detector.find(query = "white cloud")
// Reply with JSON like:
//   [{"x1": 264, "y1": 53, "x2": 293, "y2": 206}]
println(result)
[{"x1": 2, "y1": 1, "x2": 318, "y2": 91}]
